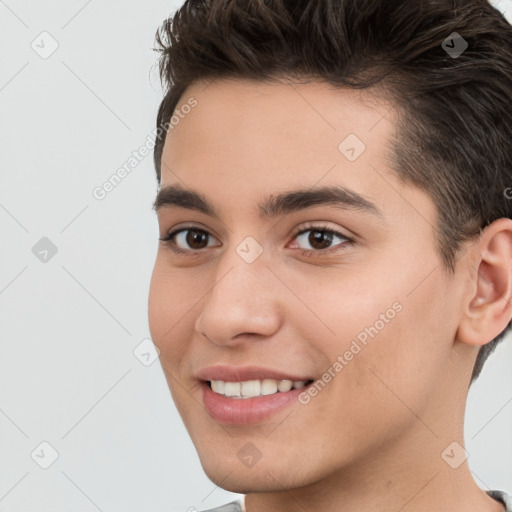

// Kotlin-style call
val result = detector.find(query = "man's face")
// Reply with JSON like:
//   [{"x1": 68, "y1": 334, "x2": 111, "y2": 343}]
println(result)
[{"x1": 149, "y1": 79, "x2": 468, "y2": 492}]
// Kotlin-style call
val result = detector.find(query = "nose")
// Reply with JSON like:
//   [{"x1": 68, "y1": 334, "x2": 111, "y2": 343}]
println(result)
[{"x1": 194, "y1": 250, "x2": 283, "y2": 347}]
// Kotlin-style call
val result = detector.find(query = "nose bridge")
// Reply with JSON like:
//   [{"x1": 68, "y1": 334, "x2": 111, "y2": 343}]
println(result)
[
  {"x1": 194, "y1": 238, "x2": 282, "y2": 343},
  {"x1": 212, "y1": 230, "x2": 273, "y2": 301}
]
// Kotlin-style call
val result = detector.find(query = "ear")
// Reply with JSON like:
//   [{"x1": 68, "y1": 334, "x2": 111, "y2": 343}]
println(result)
[{"x1": 456, "y1": 218, "x2": 512, "y2": 347}]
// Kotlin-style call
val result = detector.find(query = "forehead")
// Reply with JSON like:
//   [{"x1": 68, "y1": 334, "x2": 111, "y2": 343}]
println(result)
[
  {"x1": 164, "y1": 78, "x2": 396, "y2": 159},
  {"x1": 158, "y1": 78, "x2": 440, "y2": 255},
  {"x1": 162, "y1": 78, "x2": 397, "y2": 176},
  {"x1": 158, "y1": 78, "x2": 419, "y2": 224}
]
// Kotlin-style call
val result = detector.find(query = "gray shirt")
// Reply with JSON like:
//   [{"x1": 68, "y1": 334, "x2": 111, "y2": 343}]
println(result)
[{"x1": 199, "y1": 489, "x2": 512, "y2": 512}]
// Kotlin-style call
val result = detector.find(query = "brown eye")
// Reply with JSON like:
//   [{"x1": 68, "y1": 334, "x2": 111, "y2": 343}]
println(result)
[
  {"x1": 307, "y1": 230, "x2": 335, "y2": 250},
  {"x1": 184, "y1": 229, "x2": 209, "y2": 249},
  {"x1": 292, "y1": 226, "x2": 351, "y2": 255},
  {"x1": 159, "y1": 228, "x2": 219, "y2": 253}
]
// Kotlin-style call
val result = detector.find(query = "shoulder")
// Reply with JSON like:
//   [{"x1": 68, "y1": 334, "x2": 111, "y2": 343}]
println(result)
[
  {"x1": 196, "y1": 499, "x2": 244, "y2": 512},
  {"x1": 191, "y1": 493, "x2": 512, "y2": 511},
  {"x1": 487, "y1": 490, "x2": 512, "y2": 511}
]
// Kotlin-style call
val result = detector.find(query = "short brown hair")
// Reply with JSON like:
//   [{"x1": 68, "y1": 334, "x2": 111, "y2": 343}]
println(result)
[{"x1": 152, "y1": 0, "x2": 512, "y2": 384}]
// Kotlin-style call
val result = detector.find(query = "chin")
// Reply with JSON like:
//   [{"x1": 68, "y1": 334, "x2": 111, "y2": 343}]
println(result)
[
  {"x1": 199, "y1": 450, "x2": 321, "y2": 494},
  {"x1": 201, "y1": 465, "x2": 290, "y2": 494}
]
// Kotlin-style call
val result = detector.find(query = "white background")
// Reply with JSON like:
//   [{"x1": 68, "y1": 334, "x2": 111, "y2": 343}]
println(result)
[{"x1": 0, "y1": 1, "x2": 511, "y2": 511}]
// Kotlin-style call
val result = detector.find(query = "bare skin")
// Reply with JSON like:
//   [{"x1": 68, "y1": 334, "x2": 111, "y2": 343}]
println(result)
[{"x1": 149, "y1": 78, "x2": 512, "y2": 512}]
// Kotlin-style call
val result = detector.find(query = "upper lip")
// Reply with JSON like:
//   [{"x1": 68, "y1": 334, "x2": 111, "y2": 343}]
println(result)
[{"x1": 196, "y1": 365, "x2": 315, "y2": 383}]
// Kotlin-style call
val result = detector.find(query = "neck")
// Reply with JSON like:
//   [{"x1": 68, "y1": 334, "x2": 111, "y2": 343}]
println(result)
[{"x1": 243, "y1": 423, "x2": 505, "y2": 512}]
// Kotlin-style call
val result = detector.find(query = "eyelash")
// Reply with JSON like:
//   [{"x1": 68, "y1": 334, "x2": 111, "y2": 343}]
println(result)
[{"x1": 159, "y1": 223, "x2": 353, "y2": 257}]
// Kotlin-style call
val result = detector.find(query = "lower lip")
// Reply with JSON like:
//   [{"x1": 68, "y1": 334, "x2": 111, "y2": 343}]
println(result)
[{"x1": 201, "y1": 381, "x2": 312, "y2": 425}]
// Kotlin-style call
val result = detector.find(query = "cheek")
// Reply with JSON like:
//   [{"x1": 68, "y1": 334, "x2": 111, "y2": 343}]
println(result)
[
  {"x1": 373, "y1": 286, "x2": 455, "y2": 418},
  {"x1": 148, "y1": 258, "x2": 214, "y2": 379},
  {"x1": 148, "y1": 259, "x2": 189, "y2": 357},
  {"x1": 291, "y1": 269, "x2": 399, "y2": 355},
  {"x1": 148, "y1": 264, "x2": 196, "y2": 414},
  {"x1": 300, "y1": 264, "x2": 454, "y2": 409},
  {"x1": 148, "y1": 261, "x2": 168, "y2": 343}
]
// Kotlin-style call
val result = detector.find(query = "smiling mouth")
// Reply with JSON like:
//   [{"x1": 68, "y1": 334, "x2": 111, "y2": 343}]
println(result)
[{"x1": 206, "y1": 378, "x2": 315, "y2": 399}]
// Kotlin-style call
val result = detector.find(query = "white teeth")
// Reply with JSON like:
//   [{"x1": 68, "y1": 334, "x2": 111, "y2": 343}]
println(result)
[
  {"x1": 261, "y1": 379, "x2": 278, "y2": 395},
  {"x1": 209, "y1": 378, "x2": 310, "y2": 398},
  {"x1": 210, "y1": 380, "x2": 225, "y2": 394},
  {"x1": 277, "y1": 380, "x2": 293, "y2": 392},
  {"x1": 224, "y1": 382, "x2": 241, "y2": 397},
  {"x1": 241, "y1": 380, "x2": 261, "y2": 396}
]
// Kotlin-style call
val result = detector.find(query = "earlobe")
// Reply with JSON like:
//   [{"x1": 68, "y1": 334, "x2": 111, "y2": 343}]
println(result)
[{"x1": 456, "y1": 219, "x2": 512, "y2": 347}]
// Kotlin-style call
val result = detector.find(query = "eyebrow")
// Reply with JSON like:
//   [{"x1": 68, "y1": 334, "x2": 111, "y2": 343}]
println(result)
[{"x1": 153, "y1": 184, "x2": 383, "y2": 219}]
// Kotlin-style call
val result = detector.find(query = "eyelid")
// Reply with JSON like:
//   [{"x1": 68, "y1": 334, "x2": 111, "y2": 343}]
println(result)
[
  {"x1": 290, "y1": 221, "x2": 353, "y2": 241},
  {"x1": 159, "y1": 222, "x2": 221, "y2": 254},
  {"x1": 288, "y1": 223, "x2": 353, "y2": 256},
  {"x1": 159, "y1": 221, "x2": 354, "y2": 255}
]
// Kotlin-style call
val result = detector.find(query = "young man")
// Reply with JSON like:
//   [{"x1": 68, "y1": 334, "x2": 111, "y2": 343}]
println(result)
[{"x1": 148, "y1": 1, "x2": 512, "y2": 511}]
